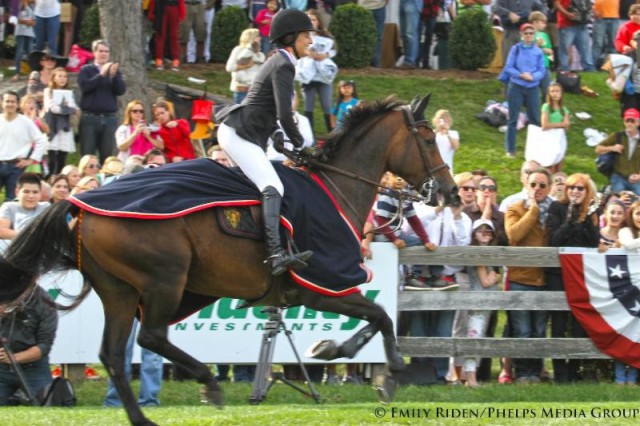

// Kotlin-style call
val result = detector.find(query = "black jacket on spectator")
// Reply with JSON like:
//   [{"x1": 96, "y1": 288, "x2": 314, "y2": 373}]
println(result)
[
  {"x1": 546, "y1": 200, "x2": 600, "y2": 276},
  {"x1": 78, "y1": 64, "x2": 126, "y2": 114},
  {"x1": 0, "y1": 286, "x2": 57, "y2": 361}
]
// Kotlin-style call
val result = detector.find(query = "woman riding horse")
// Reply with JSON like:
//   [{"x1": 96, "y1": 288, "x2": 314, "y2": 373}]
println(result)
[{"x1": 216, "y1": 9, "x2": 314, "y2": 276}]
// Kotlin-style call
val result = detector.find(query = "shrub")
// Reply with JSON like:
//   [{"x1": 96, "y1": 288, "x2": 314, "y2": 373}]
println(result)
[
  {"x1": 211, "y1": 6, "x2": 250, "y2": 64},
  {"x1": 78, "y1": 4, "x2": 101, "y2": 49},
  {"x1": 330, "y1": 4, "x2": 377, "y2": 68},
  {"x1": 449, "y1": 9, "x2": 496, "y2": 71}
]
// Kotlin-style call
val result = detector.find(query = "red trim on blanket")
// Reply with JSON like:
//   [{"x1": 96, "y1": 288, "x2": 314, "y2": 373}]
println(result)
[
  {"x1": 289, "y1": 269, "x2": 362, "y2": 296},
  {"x1": 307, "y1": 171, "x2": 362, "y2": 242},
  {"x1": 68, "y1": 196, "x2": 261, "y2": 219}
]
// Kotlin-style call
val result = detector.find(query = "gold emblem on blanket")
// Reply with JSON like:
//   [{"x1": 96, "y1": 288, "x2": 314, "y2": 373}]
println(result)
[{"x1": 224, "y1": 208, "x2": 241, "y2": 229}]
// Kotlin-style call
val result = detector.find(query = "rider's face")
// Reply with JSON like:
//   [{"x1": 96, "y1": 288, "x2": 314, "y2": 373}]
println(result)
[{"x1": 294, "y1": 31, "x2": 312, "y2": 58}]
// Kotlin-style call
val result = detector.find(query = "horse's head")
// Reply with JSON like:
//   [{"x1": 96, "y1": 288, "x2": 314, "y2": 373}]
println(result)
[{"x1": 389, "y1": 95, "x2": 459, "y2": 207}]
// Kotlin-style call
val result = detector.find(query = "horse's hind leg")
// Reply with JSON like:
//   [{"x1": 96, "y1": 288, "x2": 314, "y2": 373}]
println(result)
[
  {"x1": 300, "y1": 290, "x2": 404, "y2": 371},
  {"x1": 135, "y1": 279, "x2": 222, "y2": 407},
  {"x1": 299, "y1": 290, "x2": 404, "y2": 403}
]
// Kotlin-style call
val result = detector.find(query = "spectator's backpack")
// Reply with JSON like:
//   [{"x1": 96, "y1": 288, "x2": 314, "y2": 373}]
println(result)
[
  {"x1": 568, "y1": 0, "x2": 592, "y2": 25},
  {"x1": 37, "y1": 377, "x2": 77, "y2": 407}
]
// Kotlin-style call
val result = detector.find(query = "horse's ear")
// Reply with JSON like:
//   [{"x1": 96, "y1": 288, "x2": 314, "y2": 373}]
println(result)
[
  {"x1": 409, "y1": 95, "x2": 420, "y2": 113},
  {"x1": 412, "y1": 94, "x2": 432, "y2": 121}
]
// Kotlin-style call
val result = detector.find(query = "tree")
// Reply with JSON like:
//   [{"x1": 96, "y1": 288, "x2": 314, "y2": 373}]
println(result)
[
  {"x1": 330, "y1": 5, "x2": 377, "y2": 68},
  {"x1": 449, "y1": 10, "x2": 496, "y2": 71},
  {"x1": 97, "y1": 0, "x2": 148, "y2": 108}
]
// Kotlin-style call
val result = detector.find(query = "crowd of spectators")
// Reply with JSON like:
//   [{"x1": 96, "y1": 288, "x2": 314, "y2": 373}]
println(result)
[{"x1": 3, "y1": 0, "x2": 640, "y2": 403}]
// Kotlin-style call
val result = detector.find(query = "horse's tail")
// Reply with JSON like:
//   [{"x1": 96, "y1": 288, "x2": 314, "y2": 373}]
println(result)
[{"x1": 0, "y1": 201, "x2": 89, "y2": 311}]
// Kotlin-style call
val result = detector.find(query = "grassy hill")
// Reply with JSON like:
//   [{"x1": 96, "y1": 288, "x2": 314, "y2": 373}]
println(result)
[{"x1": 154, "y1": 65, "x2": 619, "y2": 198}]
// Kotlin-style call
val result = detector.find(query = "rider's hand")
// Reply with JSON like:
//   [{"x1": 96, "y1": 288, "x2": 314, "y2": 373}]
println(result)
[{"x1": 272, "y1": 129, "x2": 285, "y2": 153}]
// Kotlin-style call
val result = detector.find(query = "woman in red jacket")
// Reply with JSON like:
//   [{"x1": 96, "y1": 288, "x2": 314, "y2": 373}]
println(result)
[{"x1": 151, "y1": 101, "x2": 195, "y2": 163}]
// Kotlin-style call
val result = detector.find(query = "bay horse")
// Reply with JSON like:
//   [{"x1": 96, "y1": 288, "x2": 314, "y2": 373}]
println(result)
[{"x1": 0, "y1": 95, "x2": 457, "y2": 426}]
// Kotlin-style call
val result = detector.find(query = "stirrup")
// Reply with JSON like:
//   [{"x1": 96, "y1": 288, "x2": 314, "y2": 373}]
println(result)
[{"x1": 265, "y1": 251, "x2": 312, "y2": 276}]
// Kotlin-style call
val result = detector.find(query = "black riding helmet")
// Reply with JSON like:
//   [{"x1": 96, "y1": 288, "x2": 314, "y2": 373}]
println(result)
[{"x1": 269, "y1": 9, "x2": 314, "y2": 47}]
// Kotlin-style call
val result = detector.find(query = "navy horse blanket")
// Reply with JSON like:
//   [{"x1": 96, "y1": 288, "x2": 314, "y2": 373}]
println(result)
[{"x1": 69, "y1": 159, "x2": 371, "y2": 296}]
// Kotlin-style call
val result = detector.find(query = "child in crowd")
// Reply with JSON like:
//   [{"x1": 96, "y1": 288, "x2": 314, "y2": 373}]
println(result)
[
  {"x1": 255, "y1": 0, "x2": 279, "y2": 53},
  {"x1": 43, "y1": 67, "x2": 78, "y2": 176},
  {"x1": 374, "y1": 174, "x2": 448, "y2": 290},
  {"x1": 530, "y1": 11, "x2": 552, "y2": 101},
  {"x1": 459, "y1": 219, "x2": 500, "y2": 387},
  {"x1": 541, "y1": 83, "x2": 570, "y2": 174},
  {"x1": 331, "y1": 80, "x2": 359, "y2": 129},
  {"x1": 19, "y1": 94, "x2": 48, "y2": 176},
  {"x1": 432, "y1": 109, "x2": 459, "y2": 175},
  {"x1": 11, "y1": 0, "x2": 36, "y2": 81},
  {"x1": 610, "y1": 200, "x2": 639, "y2": 385}
]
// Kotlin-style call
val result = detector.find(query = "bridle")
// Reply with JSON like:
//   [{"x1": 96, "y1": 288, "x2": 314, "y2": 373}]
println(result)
[
  {"x1": 399, "y1": 105, "x2": 449, "y2": 197},
  {"x1": 285, "y1": 105, "x2": 449, "y2": 231}
]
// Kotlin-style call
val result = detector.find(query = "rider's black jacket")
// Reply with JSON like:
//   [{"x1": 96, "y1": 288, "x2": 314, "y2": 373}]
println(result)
[{"x1": 216, "y1": 50, "x2": 304, "y2": 150}]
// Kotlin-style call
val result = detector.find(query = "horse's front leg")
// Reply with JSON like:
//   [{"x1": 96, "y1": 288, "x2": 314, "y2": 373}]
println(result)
[{"x1": 91, "y1": 274, "x2": 155, "y2": 426}]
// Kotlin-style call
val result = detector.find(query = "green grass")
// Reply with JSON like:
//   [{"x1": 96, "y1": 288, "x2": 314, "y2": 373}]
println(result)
[
  {"x1": 152, "y1": 66, "x2": 619, "y2": 197},
  {"x1": 4, "y1": 380, "x2": 640, "y2": 425}
]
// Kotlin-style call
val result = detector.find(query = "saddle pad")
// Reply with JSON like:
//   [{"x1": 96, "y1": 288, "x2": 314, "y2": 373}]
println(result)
[
  {"x1": 216, "y1": 206, "x2": 262, "y2": 240},
  {"x1": 69, "y1": 159, "x2": 371, "y2": 296}
]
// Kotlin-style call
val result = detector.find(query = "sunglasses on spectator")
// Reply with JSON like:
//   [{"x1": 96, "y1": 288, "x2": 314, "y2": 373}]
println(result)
[
  {"x1": 530, "y1": 182, "x2": 547, "y2": 189},
  {"x1": 625, "y1": 118, "x2": 637, "y2": 123},
  {"x1": 479, "y1": 184, "x2": 496, "y2": 192},
  {"x1": 131, "y1": 109, "x2": 144, "y2": 113},
  {"x1": 522, "y1": 31, "x2": 535, "y2": 35},
  {"x1": 460, "y1": 186, "x2": 476, "y2": 192},
  {"x1": 567, "y1": 185, "x2": 586, "y2": 192},
  {"x1": 42, "y1": 57, "x2": 55, "y2": 61},
  {"x1": 86, "y1": 164, "x2": 100, "y2": 169}
]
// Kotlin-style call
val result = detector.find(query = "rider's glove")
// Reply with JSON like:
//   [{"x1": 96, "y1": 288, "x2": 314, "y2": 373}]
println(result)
[{"x1": 272, "y1": 129, "x2": 286, "y2": 153}]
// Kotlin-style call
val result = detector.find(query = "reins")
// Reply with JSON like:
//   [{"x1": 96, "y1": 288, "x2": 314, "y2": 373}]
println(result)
[{"x1": 284, "y1": 104, "x2": 444, "y2": 234}]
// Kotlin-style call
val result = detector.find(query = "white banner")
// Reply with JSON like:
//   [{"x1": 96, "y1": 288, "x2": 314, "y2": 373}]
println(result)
[{"x1": 37, "y1": 243, "x2": 398, "y2": 364}]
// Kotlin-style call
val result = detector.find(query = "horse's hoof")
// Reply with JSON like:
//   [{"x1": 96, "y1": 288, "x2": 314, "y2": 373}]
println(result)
[
  {"x1": 305, "y1": 339, "x2": 339, "y2": 360},
  {"x1": 201, "y1": 381, "x2": 224, "y2": 408},
  {"x1": 373, "y1": 374, "x2": 398, "y2": 405},
  {"x1": 204, "y1": 389, "x2": 224, "y2": 408}
]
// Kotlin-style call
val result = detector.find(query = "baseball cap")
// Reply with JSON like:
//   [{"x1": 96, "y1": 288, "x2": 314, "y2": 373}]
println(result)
[
  {"x1": 623, "y1": 108, "x2": 640, "y2": 120},
  {"x1": 520, "y1": 23, "x2": 535, "y2": 32},
  {"x1": 472, "y1": 218, "x2": 495, "y2": 232}
]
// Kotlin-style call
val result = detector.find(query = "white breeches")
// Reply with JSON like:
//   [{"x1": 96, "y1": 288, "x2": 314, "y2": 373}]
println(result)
[{"x1": 218, "y1": 123, "x2": 284, "y2": 195}]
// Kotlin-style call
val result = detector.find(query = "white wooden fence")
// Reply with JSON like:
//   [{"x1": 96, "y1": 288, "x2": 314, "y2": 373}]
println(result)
[{"x1": 396, "y1": 246, "x2": 605, "y2": 359}]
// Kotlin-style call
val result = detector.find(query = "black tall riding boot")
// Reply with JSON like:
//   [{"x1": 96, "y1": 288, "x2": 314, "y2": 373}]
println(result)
[
  {"x1": 324, "y1": 114, "x2": 334, "y2": 132},
  {"x1": 262, "y1": 186, "x2": 313, "y2": 275}
]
